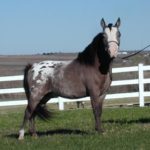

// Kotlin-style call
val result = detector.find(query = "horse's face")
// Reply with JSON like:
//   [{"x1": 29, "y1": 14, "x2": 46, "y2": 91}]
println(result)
[{"x1": 101, "y1": 18, "x2": 121, "y2": 58}]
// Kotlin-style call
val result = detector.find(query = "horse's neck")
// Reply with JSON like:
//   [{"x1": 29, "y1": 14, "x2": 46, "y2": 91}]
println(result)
[{"x1": 96, "y1": 53, "x2": 113, "y2": 75}]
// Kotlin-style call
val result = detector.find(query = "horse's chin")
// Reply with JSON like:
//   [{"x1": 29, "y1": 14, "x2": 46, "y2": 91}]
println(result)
[{"x1": 109, "y1": 52, "x2": 118, "y2": 58}]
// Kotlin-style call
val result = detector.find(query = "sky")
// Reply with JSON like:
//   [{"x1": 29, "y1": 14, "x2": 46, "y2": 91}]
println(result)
[{"x1": 0, "y1": 0, "x2": 150, "y2": 55}]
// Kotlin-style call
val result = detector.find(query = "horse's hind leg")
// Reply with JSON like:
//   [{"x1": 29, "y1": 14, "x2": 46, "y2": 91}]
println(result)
[
  {"x1": 18, "y1": 98, "x2": 40, "y2": 140},
  {"x1": 29, "y1": 114, "x2": 37, "y2": 138},
  {"x1": 18, "y1": 105, "x2": 31, "y2": 140}
]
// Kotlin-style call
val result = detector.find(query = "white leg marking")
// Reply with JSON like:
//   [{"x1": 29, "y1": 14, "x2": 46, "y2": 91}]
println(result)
[{"x1": 18, "y1": 129, "x2": 25, "y2": 140}]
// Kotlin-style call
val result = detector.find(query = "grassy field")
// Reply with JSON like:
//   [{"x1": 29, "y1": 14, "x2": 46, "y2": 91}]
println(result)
[{"x1": 0, "y1": 106, "x2": 150, "y2": 150}]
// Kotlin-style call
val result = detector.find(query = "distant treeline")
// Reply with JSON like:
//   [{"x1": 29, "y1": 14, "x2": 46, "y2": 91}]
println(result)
[
  {"x1": 42, "y1": 50, "x2": 150, "y2": 56},
  {"x1": 43, "y1": 52, "x2": 56, "y2": 55}
]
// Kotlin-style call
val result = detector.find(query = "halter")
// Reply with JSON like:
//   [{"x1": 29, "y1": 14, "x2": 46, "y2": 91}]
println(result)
[{"x1": 108, "y1": 41, "x2": 119, "y2": 46}]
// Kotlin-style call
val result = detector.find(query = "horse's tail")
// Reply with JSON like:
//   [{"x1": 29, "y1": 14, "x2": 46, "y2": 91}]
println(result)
[
  {"x1": 36, "y1": 105, "x2": 53, "y2": 121},
  {"x1": 23, "y1": 64, "x2": 32, "y2": 100},
  {"x1": 24, "y1": 64, "x2": 53, "y2": 120}
]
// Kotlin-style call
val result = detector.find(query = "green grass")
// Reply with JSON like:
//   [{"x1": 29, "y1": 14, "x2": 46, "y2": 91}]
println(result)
[{"x1": 0, "y1": 107, "x2": 150, "y2": 150}]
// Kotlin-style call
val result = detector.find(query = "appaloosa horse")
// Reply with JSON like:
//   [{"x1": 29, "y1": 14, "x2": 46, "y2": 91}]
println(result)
[{"x1": 18, "y1": 18, "x2": 121, "y2": 140}]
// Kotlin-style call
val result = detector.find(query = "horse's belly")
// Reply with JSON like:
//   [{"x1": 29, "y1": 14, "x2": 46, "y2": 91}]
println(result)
[
  {"x1": 53, "y1": 80, "x2": 87, "y2": 99},
  {"x1": 59, "y1": 88, "x2": 86, "y2": 99}
]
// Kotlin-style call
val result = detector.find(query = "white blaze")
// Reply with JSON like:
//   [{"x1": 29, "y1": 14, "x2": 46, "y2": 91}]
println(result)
[{"x1": 105, "y1": 27, "x2": 119, "y2": 57}]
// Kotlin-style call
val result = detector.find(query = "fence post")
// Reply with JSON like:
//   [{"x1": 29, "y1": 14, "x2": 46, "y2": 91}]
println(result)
[
  {"x1": 138, "y1": 64, "x2": 144, "y2": 107},
  {"x1": 58, "y1": 97, "x2": 64, "y2": 110}
]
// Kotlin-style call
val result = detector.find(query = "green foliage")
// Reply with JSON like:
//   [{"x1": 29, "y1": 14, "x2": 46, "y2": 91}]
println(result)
[{"x1": 0, "y1": 107, "x2": 150, "y2": 150}]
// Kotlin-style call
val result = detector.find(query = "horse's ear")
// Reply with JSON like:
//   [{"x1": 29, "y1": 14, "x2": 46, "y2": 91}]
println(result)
[
  {"x1": 115, "y1": 18, "x2": 121, "y2": 28},
  {"x1": 101, "y1": 18, "x2": 106, "y2": 30}
]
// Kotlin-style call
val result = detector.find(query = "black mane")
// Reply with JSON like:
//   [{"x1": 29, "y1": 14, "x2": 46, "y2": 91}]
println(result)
[
  {"x1": 76, "y1": 33, "x2": 112, "y2": 66},
  {"x1": 76, "y1": 32, "x2": 113, "y2": 74},
  {"x1": 76, "y1": 33, "x2": 103, "y2": 65}
]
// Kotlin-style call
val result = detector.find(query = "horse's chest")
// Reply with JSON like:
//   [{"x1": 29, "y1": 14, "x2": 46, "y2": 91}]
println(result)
[{"x1": 98, "y1": 74, "x2": 111, "y2": 93}]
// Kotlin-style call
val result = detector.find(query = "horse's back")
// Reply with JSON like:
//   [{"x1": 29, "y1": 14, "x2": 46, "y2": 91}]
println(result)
[{"x1": 26, "y1": 60, "x2": 86, "y2": 98}]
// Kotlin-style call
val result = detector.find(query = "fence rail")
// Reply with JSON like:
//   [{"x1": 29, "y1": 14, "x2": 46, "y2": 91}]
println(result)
[{"x1": 0, "y1": 63, "x2": 150, "y2": 110}]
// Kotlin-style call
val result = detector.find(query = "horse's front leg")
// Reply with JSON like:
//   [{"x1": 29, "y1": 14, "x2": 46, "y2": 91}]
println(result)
[{"x1": 90, "y1": 95, "x2": 105, "y2": 133}]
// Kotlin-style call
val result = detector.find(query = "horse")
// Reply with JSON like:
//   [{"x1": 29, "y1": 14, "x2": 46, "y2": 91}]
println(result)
[{"x1": 18, "y1": 18, "x2": 121, "y2": 140}]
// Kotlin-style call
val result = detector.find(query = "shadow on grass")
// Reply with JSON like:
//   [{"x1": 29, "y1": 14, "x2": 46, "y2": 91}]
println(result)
[
  {"x1": 7, "y1": 118, "x2": 150, "y2": 139},
  {"x1": 103, "y1": 117, "x2": 150, "y2": 125},
  {"x1": 7, "y1": 129, "x2": 88, "y2": 139},
  {"x1": 38, "y1": 129, "x2": 88, "y2": 136}
]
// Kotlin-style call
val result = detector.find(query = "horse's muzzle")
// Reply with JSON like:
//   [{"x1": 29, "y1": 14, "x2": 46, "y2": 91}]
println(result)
[{"x1": 108, "y1": 42, "x2": 119, "y2": 58}]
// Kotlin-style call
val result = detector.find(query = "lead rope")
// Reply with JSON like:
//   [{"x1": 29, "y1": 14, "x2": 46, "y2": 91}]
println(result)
[{"x1": 119, "y1": 44, "x2": 150, "y2": 60}]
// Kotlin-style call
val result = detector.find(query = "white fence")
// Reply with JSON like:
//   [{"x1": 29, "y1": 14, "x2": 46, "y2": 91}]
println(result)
[{"x1": 0, "y1": 63, "x2": 150, "y2": 110}]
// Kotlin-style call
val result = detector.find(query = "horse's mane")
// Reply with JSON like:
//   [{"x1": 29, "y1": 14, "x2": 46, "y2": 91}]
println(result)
[
  {"x1": 76, "y1": 32, "x2": 113, "y2": 74},
  {"x1": 76, "y1": 33, "x2": 108, "y2": 65}
]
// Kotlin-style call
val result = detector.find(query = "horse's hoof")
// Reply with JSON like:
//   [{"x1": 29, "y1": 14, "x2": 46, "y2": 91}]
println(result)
[
  {"x1": 18, "y1": 136, "x2": 24, "y2": 140},
  {"x1": 99, "y1": 129, "x2": 105, "y2": 133},
  {"x1": 32, "y1": 133, "x2": 38, "y2": 139},
  {"x1": 95, "y1": 128, "x2": 105, "y2": 133}
]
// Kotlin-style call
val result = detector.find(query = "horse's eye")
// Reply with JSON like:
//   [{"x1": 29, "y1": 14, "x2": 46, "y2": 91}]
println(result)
[
  {"x1": 117, "y1": 31, "x2": 121, "y2": 37},
  {"x1": 103, "y1": 33, "x2": 107, "y2": 37}
]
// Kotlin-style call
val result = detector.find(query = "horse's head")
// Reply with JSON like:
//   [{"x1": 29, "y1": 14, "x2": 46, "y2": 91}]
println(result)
[{"x1": 101, "y1": 18, "x2": 121, "y2": 58}]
